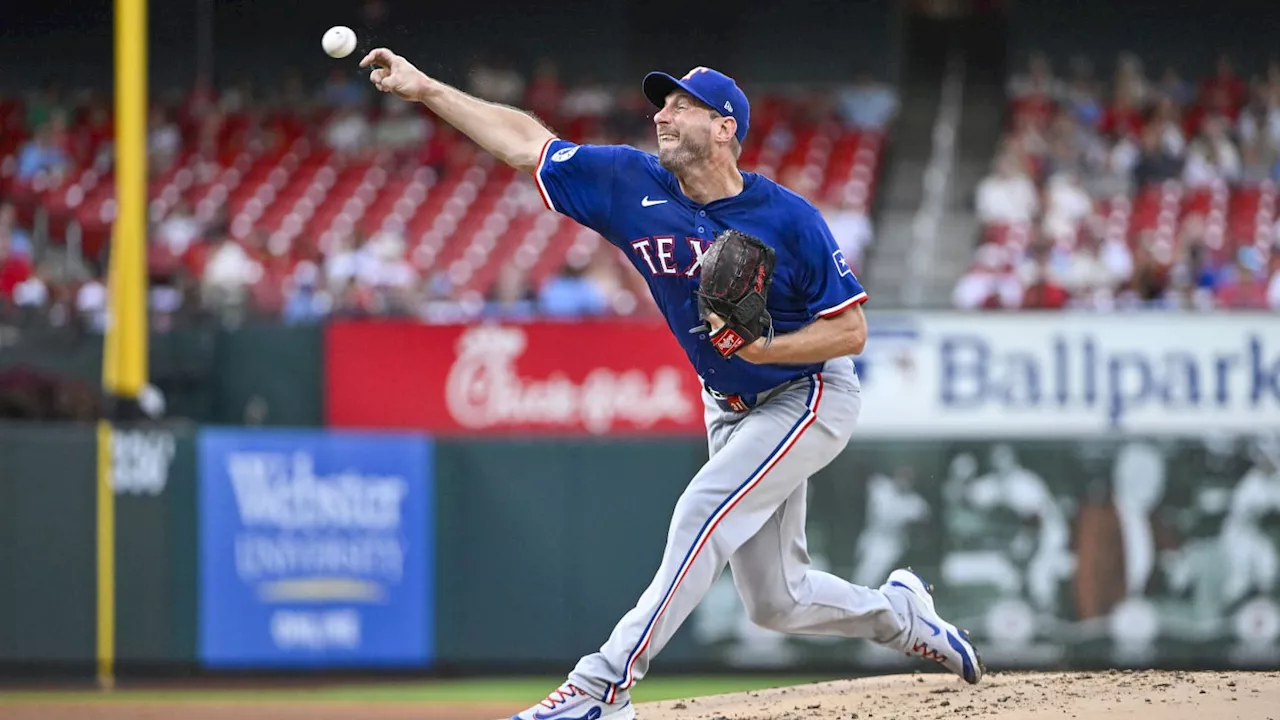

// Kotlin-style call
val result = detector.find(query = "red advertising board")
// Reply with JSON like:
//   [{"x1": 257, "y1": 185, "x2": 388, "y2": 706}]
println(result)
[{"x1": 324, "y1": 320, "x2": 707, "y2": 435}]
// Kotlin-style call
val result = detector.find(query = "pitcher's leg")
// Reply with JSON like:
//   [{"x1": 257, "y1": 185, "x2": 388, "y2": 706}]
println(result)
[
  {"x1": 568, "y1": 374, "x2": 841, "y2": 703},
  {"x1": 730, "y1": 482, "x2": 908, "y2": 644}
]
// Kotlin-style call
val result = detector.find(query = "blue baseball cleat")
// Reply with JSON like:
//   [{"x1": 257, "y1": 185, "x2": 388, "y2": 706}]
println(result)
[{"x1": 882, "y1": 567, "x2": 985, "y2": 684}]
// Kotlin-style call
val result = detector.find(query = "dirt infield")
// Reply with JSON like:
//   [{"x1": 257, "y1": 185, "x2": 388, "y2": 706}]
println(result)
[
  {"x1": 2, "y1": 671, "x2": 1277, "y2": 720},
  {"x1": 640, "y1": 670, "x2": 1280, "y2": 719}
]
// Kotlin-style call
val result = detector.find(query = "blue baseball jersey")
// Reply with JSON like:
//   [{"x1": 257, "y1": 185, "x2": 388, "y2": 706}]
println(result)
[{"x1": 533, "y1": 138, "x2": 868, "y2": 397}]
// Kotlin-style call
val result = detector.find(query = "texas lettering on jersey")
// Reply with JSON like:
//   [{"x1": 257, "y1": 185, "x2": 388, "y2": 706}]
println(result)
[
  {"x1": 629, "y1": 236, "x2": 710, "y2": 278},
  {"x1": 534, "y1": 137, "x2": 868, "y2": 397}
]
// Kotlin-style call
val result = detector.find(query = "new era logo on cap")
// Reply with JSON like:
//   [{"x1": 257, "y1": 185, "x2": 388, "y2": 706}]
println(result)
[{"x1": 643, "y1": 66, "x2": 751, "y2": 144}]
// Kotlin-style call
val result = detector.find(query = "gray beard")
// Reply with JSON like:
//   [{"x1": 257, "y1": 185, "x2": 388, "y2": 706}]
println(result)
[{"x1": 658, "y1": 139, "x2": 710, "y2": 173}]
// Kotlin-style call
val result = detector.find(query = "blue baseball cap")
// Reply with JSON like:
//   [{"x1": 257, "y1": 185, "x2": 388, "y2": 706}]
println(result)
[{"x1": 643, "y1": 67, "x2": 750, "y2": 144}]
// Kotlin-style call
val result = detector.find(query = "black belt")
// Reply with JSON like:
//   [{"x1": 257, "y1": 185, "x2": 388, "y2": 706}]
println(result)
[{"x1": 704, "y1": 384, "x2": 761, "y2": 413}]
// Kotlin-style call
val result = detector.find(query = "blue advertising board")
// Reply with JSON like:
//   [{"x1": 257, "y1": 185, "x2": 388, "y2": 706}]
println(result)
[{"x1": 197, "y1": 428, "x2": 432, "y2": 667}]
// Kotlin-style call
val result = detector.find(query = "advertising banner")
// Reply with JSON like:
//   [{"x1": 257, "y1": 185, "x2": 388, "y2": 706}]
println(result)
[
  {"x1": 690, "y1": 434, "x2": 1280, "y2": 671},
  {"x1": 197, "y1": 428, "x2": 432, "y2": 668},
  {"x1": 325, "y1": 320, "x2": 704, "y2": 435},
  {"x1": 325, "y1": 313, "x2": 1280, "y2": 438},
  {"x1": 857, "y1": 312, "x2": 1280, "y2": 437}
]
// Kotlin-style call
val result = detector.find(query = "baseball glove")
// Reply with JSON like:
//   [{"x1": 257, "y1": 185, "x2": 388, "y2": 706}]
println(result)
[{"x1": 689, "y1": 228, "x2": 777, "y2": 358}]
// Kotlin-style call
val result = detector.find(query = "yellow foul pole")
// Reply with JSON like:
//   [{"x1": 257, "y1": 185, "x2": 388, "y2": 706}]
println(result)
[{"x1": 100, "y1": 0, "x2": 149, "y2": 689}]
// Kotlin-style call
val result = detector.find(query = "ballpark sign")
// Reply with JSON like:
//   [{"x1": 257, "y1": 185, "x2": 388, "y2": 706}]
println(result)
[{"x1": 855, "y1": 312, "x2": 1280, "y2": 437}]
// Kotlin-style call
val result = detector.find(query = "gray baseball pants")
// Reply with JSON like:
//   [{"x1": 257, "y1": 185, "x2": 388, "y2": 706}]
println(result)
[{"x1": 568, "y1": 356, "x2": 908, "y2": 704}]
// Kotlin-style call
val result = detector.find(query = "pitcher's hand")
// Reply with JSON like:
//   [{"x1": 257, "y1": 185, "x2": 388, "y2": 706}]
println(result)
[
  {"x1": 704, "y1": 312, "x2": 769, "y2": 363},
  {"x1": 360, "y1": 48, "x2": 431, "y2": 102}
]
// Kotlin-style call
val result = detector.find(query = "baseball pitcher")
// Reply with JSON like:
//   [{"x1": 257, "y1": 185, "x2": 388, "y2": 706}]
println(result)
[{"x1": 361, "y1": 48, "x2": 984, "y2": 720}]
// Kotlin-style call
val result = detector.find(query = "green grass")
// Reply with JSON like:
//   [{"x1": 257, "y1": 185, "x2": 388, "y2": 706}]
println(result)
[{"x1": 0, "y1": 675, "x2": 838, "y2": 705}]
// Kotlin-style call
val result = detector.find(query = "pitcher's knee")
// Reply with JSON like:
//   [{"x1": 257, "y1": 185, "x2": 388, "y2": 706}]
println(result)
[{"x1": 743, "y1": 594, "x2": 799, "y2": 631}]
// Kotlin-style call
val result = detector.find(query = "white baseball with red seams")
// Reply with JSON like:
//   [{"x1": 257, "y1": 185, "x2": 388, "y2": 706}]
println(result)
[{"x1": 321, "y1": 26, "x2": 356, "y2": 58}]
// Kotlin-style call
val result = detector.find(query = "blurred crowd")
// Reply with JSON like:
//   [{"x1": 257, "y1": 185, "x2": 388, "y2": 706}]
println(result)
[
  {"x1": 0, "y1": 58, "x2": 895, "y2": 331},
  {"x1": 957, "y1": 51, "x2": 1280, "y2": 311}
]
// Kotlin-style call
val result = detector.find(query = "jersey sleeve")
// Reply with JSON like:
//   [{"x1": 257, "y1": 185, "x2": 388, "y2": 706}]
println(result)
[
  {"x1": 796, "y1": 208, "x2": 869, "y2": 318},
  {"x1": 533, "y1": 138, "x2": 621, "y2": 231}
]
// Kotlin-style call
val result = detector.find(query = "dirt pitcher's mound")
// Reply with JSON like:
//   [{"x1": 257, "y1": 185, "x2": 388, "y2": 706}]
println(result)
[{"x1": 637, "y1": 670, "x2": 1280, "y2": 720}]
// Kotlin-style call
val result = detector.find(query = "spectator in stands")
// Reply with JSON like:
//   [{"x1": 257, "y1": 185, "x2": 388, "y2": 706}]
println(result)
[
  {"x1": 1158, "y1": 65, "x2": 1193, "y2": 108},
  {"x1": 156, "y1": 200, "x2": 203, "y2": 257},
  {"x1": 1188, "y1": 84, "x2": 1241, "y2": 138},
  {"x1": 0, "y1": 227, "x2": 32, "y2": 303},
  {"x1": 485, "y1": 260, "x2": 537, "y2": 320},
  {"x1": 1183, "y1": 116, "x2": 1241, "y2": 188},
  {"x1": 324, "y1": 231, "x2": 363, "y2": 290},
  {"x1": 1149, "y1": 95, "x2": 1188, "y2": 157},
  {"x1": 1080, "y1": 130, "x2": 1137, "y2": 199},
  {"x1": 1125, "y1": 235, "x2": 1174, "y2": 306},
  {"x1": 329, "y1": 277, "x2": 370, "y2": 318},
  {"x1": 1057, "y1": 231, "x2": 1113, "y2": 307},
  {"x1": 1019, "y1": 264, "x2": 1070, "y2": 309},
  {"x1": 1132, "y1": 123, "x2": 1183, "y2": 188},
  {"x1": 1113, "y1": 53, "x2": 1151, "y2": 109},
  {"x1": 0, "y1": 203, "x2": 32, "y2": 260},
  {"x1": 1008, "y1": 51, "x2": 1063, "y2": 101},
  {"x1": 1011, "y1": 109, "x2": 1051, "y2": 174},
  {"x1": 1041, "y1": 169, "x2": 1093, "y2": 244},
  {"x1": 324, "y1": 107, "x2": 373, "y2": 154},
  {"x1": 836, "y1": 72, "x2": 899, "y2": 131},
  {"x1": 1237, "y1": 84, "x2": 1280, "y2": 164},
  {"x1": 976, "y1": 150, "x2": 1039, "y2": 226},
  {"x1": 76, "y1": 264, "x2": 108, "y2": 333},
  {"x1": 537, "y1": 255, "x2": 609, "y2": 318},
  {"x1": 1240, "y1": 139, "x2": 1273, "y2": 185},
  {"x1": 16, "y1": 122, "x2": 70, "y2": 182},
  {"x1": 953, "y1": 243, "x2": 1023, "y2": 310},
  {"x1": 358, "y1": 231, "x2": 419, "y2": 316},
  {"x1": 21, "y1": 82, "x2": 61, "y2": 131},
  {"x1": 1063, "y1": 72, "x2": 1104, "y2": 130},
  {"x1": 11, "y1": 265, "x2": 49, "y2": 316},
  {"x1": 1170, "y1": 233, "x2": 1221, "y2": 310},
  {"x1": 1044, "y1": 109, "x2": 1105, "y2": 181},
  {"x1": 1215, "y1": 248, "x2": 1271, "y2": 309},
  {"x1": 201, "y1": 234, "x2": 263, "y2": 317},
  {"x1": 148, "y1": 106, "x2": 182, "y2": 173},
  {"x1": 78, "y1": 99, "x2": 114, "y2": 168},
  {"x1": 374, "y1": 93, "x2": 431, "y2": 150},
  {"x1": 1101, "y1": 83, "x2": 1144, "y2": 140},
  {"x1": 1201, "y1": 53, "x2": 1248, "y2": 112}
]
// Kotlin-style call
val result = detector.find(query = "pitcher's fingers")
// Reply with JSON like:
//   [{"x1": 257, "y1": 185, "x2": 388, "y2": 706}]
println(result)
[{"x1": 360, "y1": 47, "x2": 394, "y2": 68}]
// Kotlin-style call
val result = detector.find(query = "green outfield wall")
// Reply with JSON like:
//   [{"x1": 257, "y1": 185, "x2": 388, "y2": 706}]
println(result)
[{"x1": 1, "y1": 424, "x2": 1276, "y2": 677}]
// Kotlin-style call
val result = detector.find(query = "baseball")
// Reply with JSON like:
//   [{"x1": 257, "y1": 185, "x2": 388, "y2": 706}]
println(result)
[{"x1": 322, "y1": 26, "x2": 357, "y2": 58}]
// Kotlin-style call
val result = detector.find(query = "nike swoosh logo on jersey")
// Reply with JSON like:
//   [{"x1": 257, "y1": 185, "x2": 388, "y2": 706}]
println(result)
[
  {"x1": 922, "y1": 618, "x2": 941, "y2": 636},
  {"x1": 641, "y1": 196, "x2": 668, "y2": 207}
]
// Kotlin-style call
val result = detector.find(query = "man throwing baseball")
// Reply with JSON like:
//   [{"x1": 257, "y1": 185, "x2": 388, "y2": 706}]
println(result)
[{"x1": 362, "y1": 48, "x2": 984, "y2": 720}]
